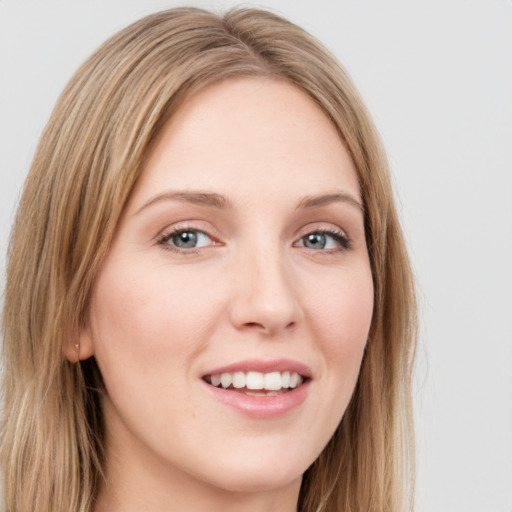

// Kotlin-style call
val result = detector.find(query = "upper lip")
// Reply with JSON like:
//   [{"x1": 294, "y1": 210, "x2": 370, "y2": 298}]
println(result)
[{"x1": 201, "y1": 358, "x2": 313, "y2": 379}]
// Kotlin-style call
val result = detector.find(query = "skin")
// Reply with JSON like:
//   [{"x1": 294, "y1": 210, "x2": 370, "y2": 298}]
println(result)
[{"x1": 77, "y1": 78, "x2": 374, "y2": 512}]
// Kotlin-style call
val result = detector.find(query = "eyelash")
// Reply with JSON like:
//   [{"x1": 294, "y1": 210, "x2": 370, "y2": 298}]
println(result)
[
  {"x1": 157, "y1": 226, "x2": 216, "y2": 254},
  {"x1": 296, "y1": 228, "x2": 352, "y2": 252},
  {"x1": 156, "y1": 226, "x2": 352, "y2": 254}
]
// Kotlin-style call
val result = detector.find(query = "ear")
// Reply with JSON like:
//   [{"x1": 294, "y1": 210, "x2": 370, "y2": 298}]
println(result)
[{"x1": 63, "y1": 324, "x2": 95, "y2": 363}]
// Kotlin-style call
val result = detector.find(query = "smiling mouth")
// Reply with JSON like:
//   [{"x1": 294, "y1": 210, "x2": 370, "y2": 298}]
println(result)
[{"x1": 202, "y1": 370, "x2": 306, "y2": 396}]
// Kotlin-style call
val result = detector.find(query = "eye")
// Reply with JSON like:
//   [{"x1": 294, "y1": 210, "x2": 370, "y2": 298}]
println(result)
[
  {"x1": 159, "y1": 228, "x2": 215, "y2": 251},
  {"x1": 295, "y1": 229, "x2": 351, "y2": 251}
]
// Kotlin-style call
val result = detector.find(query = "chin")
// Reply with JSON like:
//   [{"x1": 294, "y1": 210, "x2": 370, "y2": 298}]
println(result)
[
  {"x1": 197, "y1": 451, "x2": 308, "y2": 494},
  {"x1": 211, "y1": 470, "x2": 302, "y2": 495}
]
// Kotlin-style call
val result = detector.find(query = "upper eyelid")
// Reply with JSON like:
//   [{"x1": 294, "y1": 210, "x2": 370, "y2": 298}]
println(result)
[
  {"x1": 158, "y1": 226, "x2": 216, "y2": 244},
  {"x1": 156, "y1": 225, "x2": 350, "y2": 252},
  {"x1": 295, "y1": 222, "x2": 350, "y2": 239},
  {"x1": 296, "y1": 229, "x2": 350, "y2": 246},
  {"x1": 155, "y1": 221, "x2": 350, "y2": 239},
  {"x1": 156, "y1": 221, "x2": 217, "y2": 240}
]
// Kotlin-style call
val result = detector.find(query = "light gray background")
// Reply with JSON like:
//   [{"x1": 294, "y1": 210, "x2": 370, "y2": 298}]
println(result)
[{"x1": 1, "y1": 1, "x2": 511, "y2": 511}]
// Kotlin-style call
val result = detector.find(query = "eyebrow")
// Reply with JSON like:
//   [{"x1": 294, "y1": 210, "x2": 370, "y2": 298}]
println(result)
[
  {"x1": 135, "y1": 189, "x2": 364, "y2": 215},
  {"x1": 296, "y1": 192, "x2": 364, "y2": 213},
  {"x1": 135, "y1": 191, "x2": 232, "y2": 215}
]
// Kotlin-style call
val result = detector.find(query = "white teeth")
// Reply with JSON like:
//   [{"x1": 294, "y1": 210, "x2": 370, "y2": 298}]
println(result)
[
  {"x1": 264, "y1": 371, "x2": 282, "y2": 391},
  {"x1": 246, "y1": 371, "x2": 264, "y2": 390},
  {"x1": 220, "y1": 373, "x2": 232, "y2": 389},
  {"x1": 232, "y1": 371, "x2": 246, "y2": 389},
  {"x1": 264, "y1": 390, "x2": 282, "y2": 396},
  {"x1": 290, "y1": 372, "x2": 301, "y2": 388},
  {"x1": 207, "y1": 370, "x2": 305, "y2": 391}
]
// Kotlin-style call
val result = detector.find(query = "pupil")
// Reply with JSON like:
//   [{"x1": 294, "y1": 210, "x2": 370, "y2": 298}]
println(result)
[
  {"x1": 305, "y1": 233, "x2": 326, "y2": 249},
  {"x1": 173, "y1": 231, "x2": 197, "y2": 248}
]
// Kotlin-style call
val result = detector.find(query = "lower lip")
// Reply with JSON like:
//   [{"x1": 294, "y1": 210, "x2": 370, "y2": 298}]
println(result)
[{"x1": 201, "y1": 380, "x2": 311, "y2": 419}]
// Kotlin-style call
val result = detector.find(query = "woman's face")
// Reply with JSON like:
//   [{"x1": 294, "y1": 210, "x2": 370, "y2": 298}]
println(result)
[{"x1": 80, "y1": 78, "x2": 374, "y2": 499}]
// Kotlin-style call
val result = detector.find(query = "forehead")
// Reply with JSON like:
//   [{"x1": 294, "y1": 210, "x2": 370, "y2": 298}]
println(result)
[{"x1": 130, "y1": 77, "x2": 360, "y2": 208}]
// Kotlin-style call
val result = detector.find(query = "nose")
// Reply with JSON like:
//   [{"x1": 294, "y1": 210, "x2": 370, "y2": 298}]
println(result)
[{"x1": 229, "y1": 244, "x2": 303, "y2": 336}]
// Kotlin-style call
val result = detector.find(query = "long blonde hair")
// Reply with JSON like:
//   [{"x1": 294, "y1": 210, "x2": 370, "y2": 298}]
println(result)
[{"x1": 1, "y1": 7, "x2": 416, "y2": 512}]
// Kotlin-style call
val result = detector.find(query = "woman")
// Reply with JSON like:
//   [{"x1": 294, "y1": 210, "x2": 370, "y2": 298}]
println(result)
[{"x1": 1, "y1": 7, "x2": 416, "y2": 512}]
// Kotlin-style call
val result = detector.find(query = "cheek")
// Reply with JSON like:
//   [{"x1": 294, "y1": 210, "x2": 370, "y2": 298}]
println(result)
[
  {"x1": 87, "y1": 258, "x2": 222, "y2": 387},
  {"x1": 311, "y1": 264, "x2": 373, "y2": 328},
  {"x1": 305, "y1": 265, "x2": 373, "y2": 379}
]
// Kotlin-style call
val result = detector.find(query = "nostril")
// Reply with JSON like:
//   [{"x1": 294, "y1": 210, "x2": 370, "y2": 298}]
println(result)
[
  {"x1": 240, "y1": 320, "x2": 297, "y2": 335},
  {"x1": 244, "y1": 322, "x2": 263, "y2": 329}
]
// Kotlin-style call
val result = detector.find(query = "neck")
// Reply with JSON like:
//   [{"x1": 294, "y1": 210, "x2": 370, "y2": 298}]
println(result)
[{"x1": 95, "y1": 482, "x2": 300, "y2": 512}]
